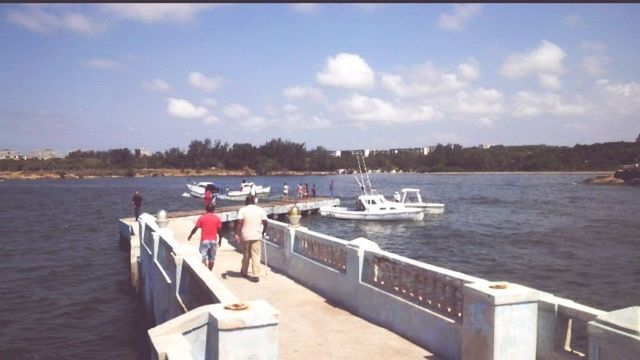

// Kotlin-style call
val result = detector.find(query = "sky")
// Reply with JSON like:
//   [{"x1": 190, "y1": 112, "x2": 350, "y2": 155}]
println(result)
[{"x1": 1, "y1": 3, "x2": 639, "y2": 153}]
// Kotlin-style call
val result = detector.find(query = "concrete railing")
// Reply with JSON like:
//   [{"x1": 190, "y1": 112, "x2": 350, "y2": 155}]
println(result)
[
  {"x1": 133, "y1": 213, "x2": 279, "y2": 360},
  {"x1": 262, "y1": 220, "x2": 639, "y2": 360}
]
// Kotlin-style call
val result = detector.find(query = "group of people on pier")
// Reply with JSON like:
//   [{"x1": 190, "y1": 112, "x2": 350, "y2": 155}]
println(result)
[{"x1": 188, "y1": 194, "x2": 267, "y2": 283}]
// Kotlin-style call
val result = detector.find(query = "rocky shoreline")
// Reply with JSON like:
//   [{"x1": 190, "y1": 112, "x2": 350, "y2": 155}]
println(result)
[{"x1": 0, "y1": 168, "x2": 336, "y2": 180}]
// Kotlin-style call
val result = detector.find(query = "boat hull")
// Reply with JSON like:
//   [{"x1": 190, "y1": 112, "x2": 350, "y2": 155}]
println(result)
[
  {"x1": 319, "y1": 206, "x2": 424, "y2": 221},
  {"x1": 404, "y1": 202, "x2": 445, "y2": 214},
  {"x1": 225, "y1": 186, "x2": 271, "y2": 199}
]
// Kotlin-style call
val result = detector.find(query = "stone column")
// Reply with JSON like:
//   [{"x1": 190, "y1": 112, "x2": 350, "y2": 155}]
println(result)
[
  {"x1": 462, "y1": 281, "x2": 540, "y2": 360},
  {"x1": 587, "y1": 306, "x2": 640, "y2": 360}
]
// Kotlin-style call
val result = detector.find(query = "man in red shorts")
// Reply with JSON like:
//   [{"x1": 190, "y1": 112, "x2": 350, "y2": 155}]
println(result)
[{"x1": 187, "y1": 203, "x2": 222, "y2": 270}]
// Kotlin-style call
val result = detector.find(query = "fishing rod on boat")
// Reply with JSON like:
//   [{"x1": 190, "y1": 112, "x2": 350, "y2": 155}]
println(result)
[
  {"x1": 361, "y1": 152, "x2": 374, "y2": 194},
  {"x1": 355, "y1": 152, "x2": 368, "y2": 195}
]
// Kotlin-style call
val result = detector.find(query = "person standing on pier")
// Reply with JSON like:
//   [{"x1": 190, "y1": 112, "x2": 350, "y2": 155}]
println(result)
[
  {"x1": 311, "y1": 184, "x2": 317, "y2": 198},
  {"x1": 235, "y1": 195, "x2": 268, "y2": 283},
  {"x1": 132, "y1": 191, "x2": 143, "y2": 220},
  {"x1": 329, "y1": 180, "x2": 335, "y2": 198},
  {"x1": 188, "y1": 204, "x2": 222, "y2": 271},
  {"x1": 283, "y1": 182, "x2": 289, "y2": 202}
]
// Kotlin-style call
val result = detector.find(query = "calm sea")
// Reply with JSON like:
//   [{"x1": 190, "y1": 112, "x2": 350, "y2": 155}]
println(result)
[{"x1": 1, "y1": 173, "x2": 638, "y2": 358}]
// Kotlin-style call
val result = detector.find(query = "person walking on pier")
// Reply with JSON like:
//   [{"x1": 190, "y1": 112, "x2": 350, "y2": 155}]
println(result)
[
  {"x1": 132, "y1": 191, "x2": 143, "y2": 220},
  {"x1": 235, "y1": 195, "x2": 268, "y2": 283},
  {"x1": 188, "y1": 204, "x2": 222, "y2": 271}
]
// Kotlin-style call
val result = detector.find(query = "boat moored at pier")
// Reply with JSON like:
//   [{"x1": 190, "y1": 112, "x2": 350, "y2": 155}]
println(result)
[
  {"x1": 320, "y1": 193, "x2": 425, "y2": 220},
  {"x1": 394, "y1": 188, "x2": 445, "y2": 214}
]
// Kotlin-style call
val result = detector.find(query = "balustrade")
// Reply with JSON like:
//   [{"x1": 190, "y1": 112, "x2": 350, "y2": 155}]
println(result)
[
  {"x1": 293, "y1": 231, "x2": 347, "y2": 273},
  {"x1": 363, "y1": 252, "x2": 470, "y2": 322}
]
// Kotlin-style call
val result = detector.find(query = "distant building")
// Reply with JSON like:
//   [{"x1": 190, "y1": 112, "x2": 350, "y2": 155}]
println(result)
[
  {"x1": 329, "y1": 150, "x2": 342, "y2": 157},
  {"x1": 0, "y1": 149, "x2": 22, "y2": 160},
  {"x1": 389, "y1": 147, "x2": 432, "y2": 156},
  {"x1": 27, "y1": 149, "x2": 62, "y2": 160},
  {"x1": 135, "y1": 147, "x2": 152, "y2": 157},
  {"x1": 330, "y1": 146, "x2": 435, "y2": 157},
  {"x1": 479, "y1": 144, "x2": 493, "y2": 149}
]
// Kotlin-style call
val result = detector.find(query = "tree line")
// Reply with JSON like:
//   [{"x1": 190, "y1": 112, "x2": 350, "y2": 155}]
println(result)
[{"x1": 1, "y1": 137, "x2": 639, "y2": 175}]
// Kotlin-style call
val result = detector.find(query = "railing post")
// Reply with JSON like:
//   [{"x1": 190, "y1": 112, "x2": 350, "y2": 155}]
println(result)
[
  {"x1": 462, "y1": 281, "x2": 539, "y2": 360},
  {"x1": 587, "y1": 306, "x2": 640, "y2": 360}
]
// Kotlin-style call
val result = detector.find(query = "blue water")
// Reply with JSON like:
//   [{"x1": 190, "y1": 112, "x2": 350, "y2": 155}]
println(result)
[{"x1": 0, "y1": 173, "x2": 638, "y2": 358}]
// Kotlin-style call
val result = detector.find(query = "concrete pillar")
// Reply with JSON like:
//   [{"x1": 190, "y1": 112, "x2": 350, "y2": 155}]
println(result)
[
  {"x1": 587, "y1": 306, "x2": 640, "y2": 360},
  {"x1": 462, "y1": 281, "x2": 539, "y2": 360}
]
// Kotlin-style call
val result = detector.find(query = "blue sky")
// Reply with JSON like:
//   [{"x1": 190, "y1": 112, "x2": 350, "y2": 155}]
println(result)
[{"x1": 1, "y1": 3, "x2": 639, "y2": 153}]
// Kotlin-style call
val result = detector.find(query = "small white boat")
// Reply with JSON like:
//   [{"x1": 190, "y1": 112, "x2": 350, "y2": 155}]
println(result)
[
  {"x1": 186, "y1": 181, "x2": 219, "y2": 198},
  {"x1": 395, "y1": 188, "x2": 445, "y2": 214},
  {"x1": 319, "y1": 152, "x2": 424, "y2": 221},
  {"x1": 224, "y1": 182, "x2": 271, "y2": 200},
  {"x1": 320, "y1": 192, "x2": 424, "y2": 221}
]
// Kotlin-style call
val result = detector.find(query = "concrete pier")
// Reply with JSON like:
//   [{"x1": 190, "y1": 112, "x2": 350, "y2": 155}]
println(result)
[{"x1": 118, "y1": 204, "x2": 640, "y2": 360}]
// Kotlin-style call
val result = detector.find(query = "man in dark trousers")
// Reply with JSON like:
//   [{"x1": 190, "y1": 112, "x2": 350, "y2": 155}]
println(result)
[
  {"x1": 132, "y1": 191, "x2": 143, "y2": 220},
  {"x1": 188, "y1": 204, "x2": 222, "y2": 270}
]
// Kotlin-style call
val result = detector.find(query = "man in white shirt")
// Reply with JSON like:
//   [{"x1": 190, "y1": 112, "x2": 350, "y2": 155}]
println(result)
[{"x1": 234, "y1": 195, "x2": 268, "y2": 282}]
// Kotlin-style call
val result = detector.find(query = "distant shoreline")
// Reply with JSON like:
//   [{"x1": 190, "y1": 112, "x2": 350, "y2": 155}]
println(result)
[{"x1": 0, "y1": 168, "x2": 612, "y2": 180}]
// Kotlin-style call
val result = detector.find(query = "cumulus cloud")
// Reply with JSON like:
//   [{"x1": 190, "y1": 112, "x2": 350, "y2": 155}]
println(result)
[
  {"x1": 80, "y1": 58, "x2": 124, "y2": 70},
  {"x1": 563, "y1": 14, "x2": 583, "y2": 28},
  {"x1": 223, "y1": 104, "x2": 251, "y2": 119},
  {"x1": 7, "y1": 5, "x2": 106, "y2": 36},
  {"x1": 100, "y1": 4, "x2": 219, "y2": 24},
  {"x1": 283, "y1": 86, "x2": 327, "y2": 103},
  {"x1": 166, "y1": 98, "x2": 209, "y2": 119},
  {"x1": 316, "y1": 53, "x2": 375, "y2": 90},
  {"x1": 452, "y1": 88, "x2": 505, "y2": 118},
  {"x1": 381, "y1": 62, "x2": 472, "y2": 98},
  {"x1": 438, "y1": 4, "x2": 482, "y2": 31},
  {"x1": 499, "y1": 40, "x2": 566, "y2": 90},
  {"x1": 240, "y1": 116, "x2": 268, "y2": 131},
  {"x1": 142, "y1": 78, "x2": 172, "y2": 93},
  {"x1": 596, "y1": 79, "x2": 640, "y2": 116},
  {"x1": 511, "y1": 91, "x2": 587, "y2": 118},
  {"x1": 202, "y1": 98, "x2": 218, "y2": 109},
  {"x1": 339, "y1": 93, "x2": 440, "y2": 124},
  {"x1": 188, "y1": 72, "x2": 225, "y2": 92},
  {"x1": 290, "y1": 4, "x2": 321, "y2": 14},
  {"x1": 281, "y1": 113, "x2": 331, "y2": 130},
  {"x1": 457, "y1": 58, "x2": 480, "y2": 82},
  {"x1": 580, "y1": 42, "x2": 612, "y2": 77}
]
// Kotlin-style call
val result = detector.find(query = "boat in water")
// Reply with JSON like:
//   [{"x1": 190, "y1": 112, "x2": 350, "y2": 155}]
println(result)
[
  {"x1": 186, "y1": 181, "x2": 220, "y2": 199},
  {"x1": 220, "y1": 181, "x2": 271, "y2": 200},
  {"x1": 320, "y1": 153, "x2": 424, "y2": 221},
  {"x1": 393, "y1": 188, "x2": 445, "y2": 214}
]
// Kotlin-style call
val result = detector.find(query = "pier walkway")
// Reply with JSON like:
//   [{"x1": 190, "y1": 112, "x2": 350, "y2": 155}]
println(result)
[
  {"x1": 123, "y1": 206, "x2": 439, "y2": 359},
  {"x1": 166, "y1": 218, "x2": 439, "y2": 360}
]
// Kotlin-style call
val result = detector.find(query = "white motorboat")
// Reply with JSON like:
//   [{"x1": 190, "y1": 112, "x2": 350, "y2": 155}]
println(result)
[
  {"x1": 394, "y1": 188, "x2": 445, "y2": 214},
  {"x1": 320, "y1": 192, "x2": 424, "y2": 221},
  {"x1": 319, "y1": 152, "x2": 424, "y2": 221},
  {"x1": 186, "y1": 181, "x2": 219, "y2": 198},
  {"x1": 223, "y1": 181, "x2": 271, "y2": 200}
]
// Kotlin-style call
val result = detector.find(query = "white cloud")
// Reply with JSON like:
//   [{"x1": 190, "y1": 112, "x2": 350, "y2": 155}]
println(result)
[
  {"x1": 283, "y1": 86, "x2": 327, "y2": 103},
  {"x1": 452, "y1": 88, "x2": 505, "y2": 118},
  {"x1": 283, "y1": 104, "x2": 298, "y2": 113},
  {"x1": 438, "y1": 4, "x2": 482, "y2": 31},
  {"x1": 457, "y1": 58, "x2": 480, "y2": 82},
  {"x1": 7, "y1": 5, "x2": 106, "y2": 36},
  {"x1": 290, "y1": 4, "x2": 320, "y2": 14},
  {"x1": 204, "y1": 116, "x2": 219, "y2": 124},
  {"x1": 142, "y1": 79, "x2": 172, "y2": 93},
  {"x1": 596, "y1": 79, "x2": 640, "y2": 116},
  {"x1": 381, "y1": 62, "x2": 470, "y2": 98},
  {"x1": 188, "y1": 72, "x2": 224, "y2": 92},
  {"x1": 563, "y1": 14, "x2": 583, "y2": 28},
  {"x1": 240, "y1": 116, "x2": 268, "y2": 131},
  {"x1": 202, "y1": 98, "x2": 218, "y2": 109},
  {"x1": 581, "y1": 43, "x2": 612, "y2": 77},
  {"x1": 316, "y1": 53, "x2": 375, "y2": 91},
  {"x1": 100, "y1": 4, "x2": 219, "y2": 24},
  {"x1": 166, "y1": 98, "x2": 209, "y2": 119},
  {"x1": 511, "y1": 91, "x2": 587, "y2": 118},
  {"x1": 80, "y1": 58, "x2": 124, "y2": 70},
  {"x1": 499, "y1": 40, "x2": 566, "y2": 90},
  {"x1": 281, "y1": 113, "x2": 331, "y2": 130},
  {"x1": 223, "y1": 104, "x2": 251, "y2": 119},
  {"x1": 339, "y1": 93, "x2": 440, "y2": 124}
]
